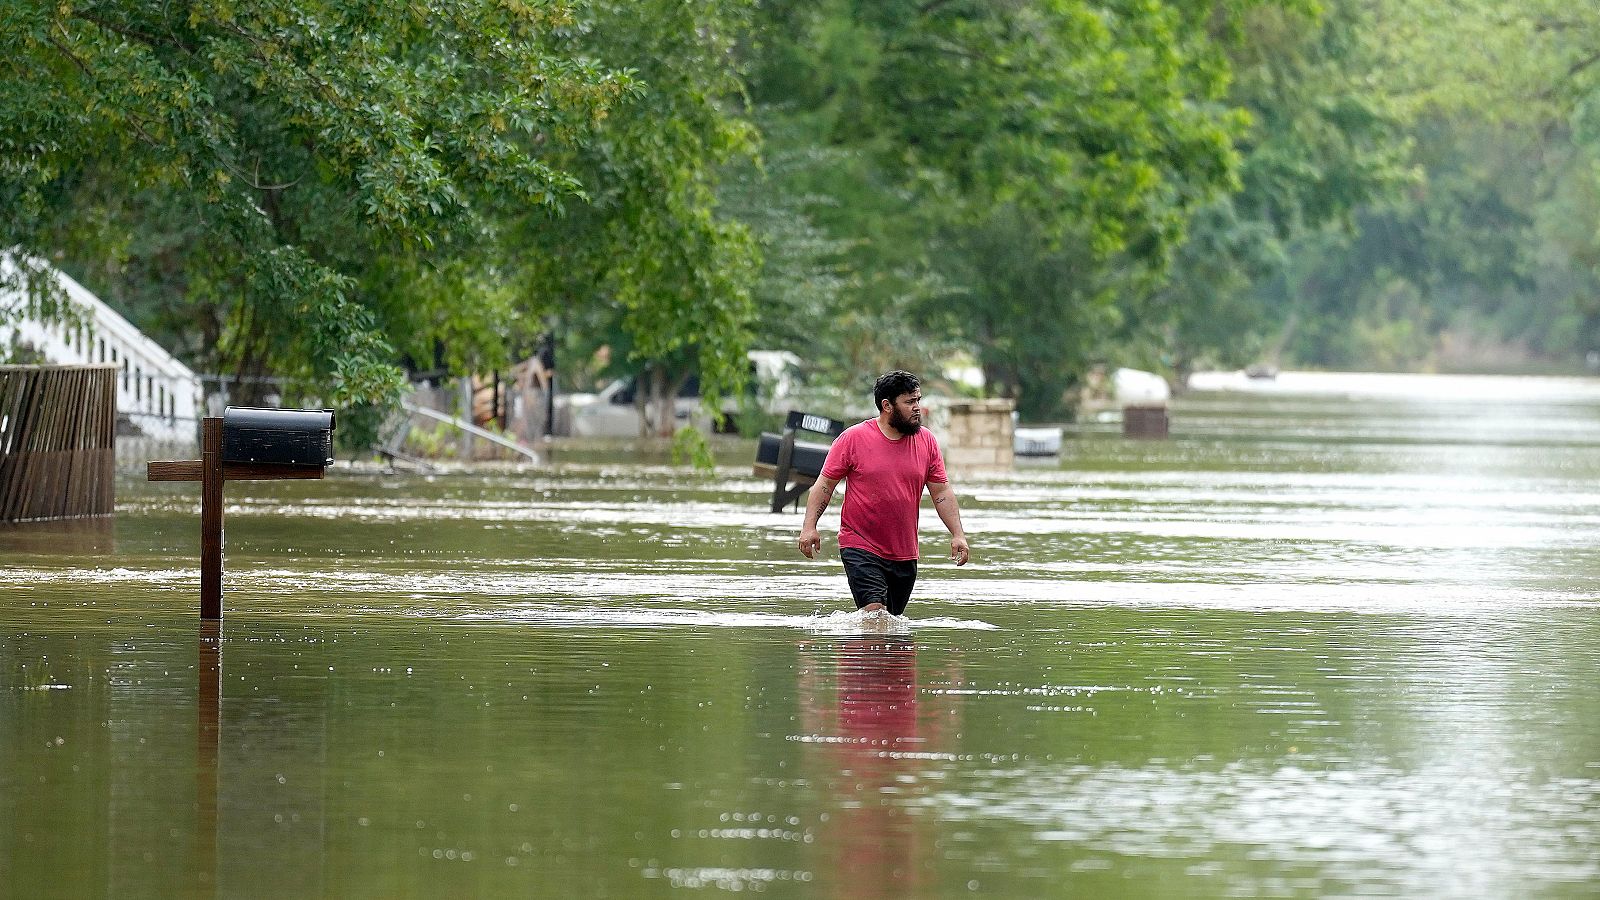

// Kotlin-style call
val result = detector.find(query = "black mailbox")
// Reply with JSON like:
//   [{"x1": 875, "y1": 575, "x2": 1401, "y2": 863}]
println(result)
[
  {"x1": 755, "y1": 411, "x2": 848, "y2": 513},
  {"x1": 222, "y1": 407, "x2": 336, "y2": 467},
  {"x1": 756, "y1": 433, "x2": 831, "y2": 477}
]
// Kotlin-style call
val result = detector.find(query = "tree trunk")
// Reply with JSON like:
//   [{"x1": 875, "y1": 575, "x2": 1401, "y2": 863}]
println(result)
[
  {"x1": 634, "y1": 371, "x2": 651, "y2": 438},
  {"x1": 651, "y1": 367, "x2": 673, "y2": 438}
]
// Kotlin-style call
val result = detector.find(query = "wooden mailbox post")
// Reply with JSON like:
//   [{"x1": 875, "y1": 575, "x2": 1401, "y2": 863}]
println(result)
[{"x1": 148, "y1": 408, "x2": 334, "y2": 620}]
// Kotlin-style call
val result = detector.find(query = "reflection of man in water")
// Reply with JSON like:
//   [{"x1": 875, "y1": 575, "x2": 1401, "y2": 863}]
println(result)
[
  {"x1": 797, "y1": 370, "x2": 970, "y2": 615},
  {"x1": 831, "y1": 638, "x2": 923, "y2": 896},
  {"x1": 838, "y1": 638, "x2": 919, "y2": 743},
  {"x1": 796, "y1": 637, "x2": 963, "y2": 898}
]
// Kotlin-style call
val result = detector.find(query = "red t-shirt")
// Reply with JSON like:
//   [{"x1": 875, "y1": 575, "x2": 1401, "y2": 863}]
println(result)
[{"x1": 820, "y1": 420, "x2": 948, "y2": 561}]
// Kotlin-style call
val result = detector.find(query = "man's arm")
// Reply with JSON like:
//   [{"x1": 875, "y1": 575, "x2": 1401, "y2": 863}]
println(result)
[
  {"x1": 927, "y1": 481, "x2": 970, "y2": 565},
  {"x1": 797, "y1": 475, "x2": 840, "y2": 559}
]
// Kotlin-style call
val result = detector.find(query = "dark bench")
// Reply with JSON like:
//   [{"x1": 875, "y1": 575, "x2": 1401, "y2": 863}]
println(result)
[{"x1": 754, "y1": 411, "x2": 847, "y2": 512}]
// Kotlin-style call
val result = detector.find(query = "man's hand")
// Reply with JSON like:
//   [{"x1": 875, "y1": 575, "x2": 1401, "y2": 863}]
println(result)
[
  {"x1": 798, "y1": 527, "x2": 823, "y2": 559},
  {"x1": 950, "y1": 535, "x2": 970, "y2": 566},
  {"x1": 798, "y1": 477, "x2": 839, "y2": 560}
]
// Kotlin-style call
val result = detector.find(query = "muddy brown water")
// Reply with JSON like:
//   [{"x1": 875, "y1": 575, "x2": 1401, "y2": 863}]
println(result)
[{"x1": 4, "y1": 372, "x2": 1599, "y2": 898}]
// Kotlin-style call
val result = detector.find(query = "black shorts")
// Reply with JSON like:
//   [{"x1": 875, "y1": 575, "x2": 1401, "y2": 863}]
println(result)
[{"x1": 840, "y1": 547, "x2": 918, "y2": 616}]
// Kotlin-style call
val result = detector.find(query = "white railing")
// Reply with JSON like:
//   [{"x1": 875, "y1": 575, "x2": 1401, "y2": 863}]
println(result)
[{"x1": 0, "y1": 256, "x2": 202, "y2": 442}]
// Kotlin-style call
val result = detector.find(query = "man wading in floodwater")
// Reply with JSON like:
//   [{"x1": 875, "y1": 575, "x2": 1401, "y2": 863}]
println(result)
[{"x1": 798, "y1": 370, "x2": 970, "y2": 615}]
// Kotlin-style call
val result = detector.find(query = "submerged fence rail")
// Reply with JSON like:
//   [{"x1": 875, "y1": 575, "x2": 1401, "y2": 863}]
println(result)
[{"x1": 0, "y1": 365, "x2": 116, "y2": 522}]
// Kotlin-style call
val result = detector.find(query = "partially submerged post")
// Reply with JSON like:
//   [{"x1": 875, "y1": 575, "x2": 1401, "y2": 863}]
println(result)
[
  {"x1": 1114, "y1": 368, "x2": 1171, "y2": 439},
  {"x1": 196, "y1": 620, "x2": 221, "y2": 892},
  {"x1": 1122, "y1": 405, "x2": 1169, "y2": 438},
  {"x1": 148, "y1": 407, "x2": 334, "y2": 620},
  {"x1": 754, "y1": 411, "x2": 845, "y2": 513}
]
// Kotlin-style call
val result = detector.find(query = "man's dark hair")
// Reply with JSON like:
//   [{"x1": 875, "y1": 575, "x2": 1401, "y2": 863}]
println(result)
[{"x1": 873, "y1": 370, "x2": 920, "y2": 413}]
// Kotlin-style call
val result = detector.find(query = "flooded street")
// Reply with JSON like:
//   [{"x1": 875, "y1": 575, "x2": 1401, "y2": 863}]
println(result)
[{"x1": 5, "y1": 372, "x2": 1600, "y2": 897}]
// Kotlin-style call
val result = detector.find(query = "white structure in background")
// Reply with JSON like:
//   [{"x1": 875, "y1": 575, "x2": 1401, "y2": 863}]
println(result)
[
  {"x1": 1112, "y1": 367, "x2": 1171, "y2": 406},
  {"x1": 1013, "y1": 424, "x2": 1063, "y2": 456},
  {"x1": 0, "y1": 256, "x2": 201, "y2": 442}
]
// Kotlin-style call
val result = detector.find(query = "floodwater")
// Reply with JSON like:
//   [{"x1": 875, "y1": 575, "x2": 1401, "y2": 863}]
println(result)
[{"x1": 4, "y1": 371, "x2": 1600, "y2": 898}]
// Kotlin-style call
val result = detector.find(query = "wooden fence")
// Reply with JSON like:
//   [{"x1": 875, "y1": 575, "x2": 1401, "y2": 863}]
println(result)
[{"x1": 0, "y1": 365, "x2": 117, "y2": 522}]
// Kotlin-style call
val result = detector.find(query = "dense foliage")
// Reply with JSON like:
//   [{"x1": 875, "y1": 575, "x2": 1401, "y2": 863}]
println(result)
[
  {"x1": 1274, "y1": 0, "x2": 1600, "y2": 372},
  {"x1": 734, "y1": 0, "x2": 1256, "y2": 417},
  {"x1": 1, "y1": 0, "x2": 637, "y2": 404},
  {"x1": 5, "y1": 0, "x2": 1598, "y2": 432}
]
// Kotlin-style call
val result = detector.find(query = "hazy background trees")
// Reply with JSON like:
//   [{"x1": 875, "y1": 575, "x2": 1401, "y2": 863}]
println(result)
[{"x1": 5, "y1": 0, "x2": 1600, "y2": 429}]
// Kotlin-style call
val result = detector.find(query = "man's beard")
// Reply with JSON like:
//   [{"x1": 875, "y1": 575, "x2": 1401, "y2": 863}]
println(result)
[{"x1": 889, "y1": 407, "x2": 922, "y2": 435}]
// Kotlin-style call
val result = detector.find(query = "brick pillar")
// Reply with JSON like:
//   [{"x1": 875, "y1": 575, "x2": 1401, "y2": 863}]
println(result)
[{"x1": 940, "y1": 398, "x2": 1015, "y2": 471}]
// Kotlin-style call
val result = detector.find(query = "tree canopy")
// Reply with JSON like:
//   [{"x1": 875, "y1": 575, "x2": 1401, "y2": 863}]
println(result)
[
  {"x1": 2, "y1": 0, "x2": 645, "y2": 405},
  {"x1": 1270, "y1": 0, "x2": 1600, "y2": 372},
  {"x1": 7, "y1": 0, "x2": 1597, "y2": 436},
  {"x1": 736, "y1": 0, "x2": 1259, "y2": 415}
]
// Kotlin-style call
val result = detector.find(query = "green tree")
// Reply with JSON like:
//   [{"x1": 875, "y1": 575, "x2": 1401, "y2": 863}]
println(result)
[
  {"x1": 1371, "y1": 0, "x2": 1600, "y2": 124},
  {"x1": 512, "y1": 0, "x2": 759, "y2": 438},
  {"x1": 1, "y1": 0, "x2": 629, "y2": 405},
  {"x1": 1262, "y1": 0, "x2": 1600, "y2": 372},
  {"x1": 720, "y1": 116, "x2": 955, "y2": 386},
  {"x1": 739, "y1": 0, "x2": 1252, "y2": 418},
  {"x1": 1153, "y1": 0, "x2": 1411, "y2": 377}
]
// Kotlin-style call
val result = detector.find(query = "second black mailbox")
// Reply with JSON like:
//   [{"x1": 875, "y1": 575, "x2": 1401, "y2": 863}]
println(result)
[{"x1": 222, "y1": 407, "x2": 336, "y2": 467}]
